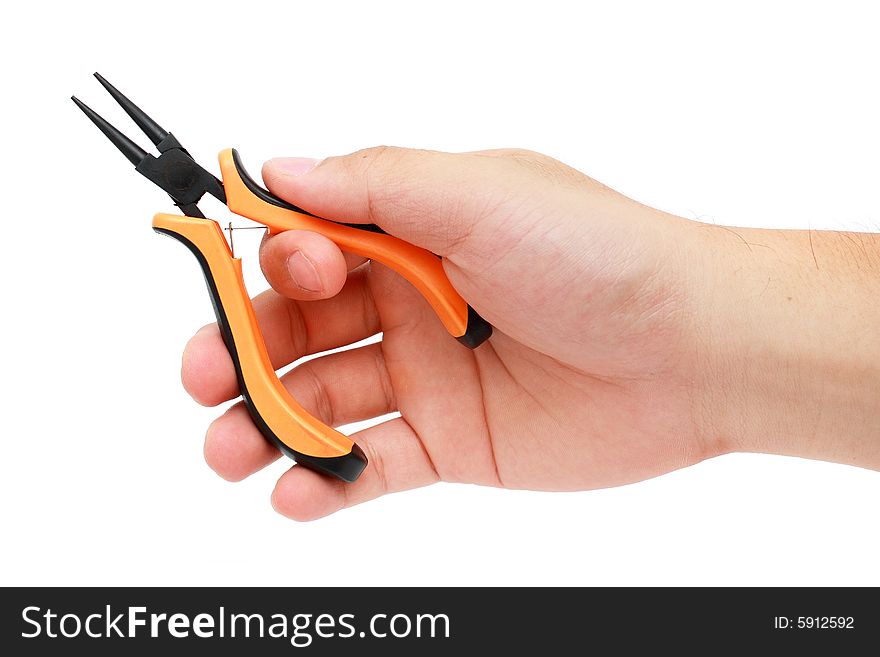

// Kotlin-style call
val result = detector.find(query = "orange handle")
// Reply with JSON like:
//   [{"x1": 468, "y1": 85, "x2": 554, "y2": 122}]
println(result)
[
  {"x1": 152, "y1": 213, "x2": 367, "y2": 482},
  {"x1": 218, "y1": 149, "x2": 492, "y2": 348}
]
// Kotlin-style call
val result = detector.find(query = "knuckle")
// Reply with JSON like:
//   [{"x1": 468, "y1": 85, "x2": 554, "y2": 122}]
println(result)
[
  {"x1": 358, "y1": 147, "x2": 422, "y2": 224},
  {"x1": 284, "y1": 301, "x2": 309, "y2": 358},
  {"x1": 298, "y1": 361, "x2": 335, "y2": 426},
  {"x1": 347, "y1": 145, "x2": 406, "y2": 178},
  {"x1": 500, "y1": 147, "x2": 545, "y2": 161},
  {"x1": 372, "y1": 347, "x2": 395, "y2": 413},
  {"x1": 362, "y1": 439, "x2": 390, "y2": 494},
  {"x1": 500, "y1": 148, "x2": 587, "y2": 188}
]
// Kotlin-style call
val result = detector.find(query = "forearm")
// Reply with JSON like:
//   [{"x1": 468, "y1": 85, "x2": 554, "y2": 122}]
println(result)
[{"x1": 692, "y1": 225, "x2": 880, "y2": 469}]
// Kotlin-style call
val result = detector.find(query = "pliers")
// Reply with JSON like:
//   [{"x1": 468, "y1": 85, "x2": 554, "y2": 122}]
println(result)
[{"x1": 72, "y1": 73, "x2": 492, "y2": 483}]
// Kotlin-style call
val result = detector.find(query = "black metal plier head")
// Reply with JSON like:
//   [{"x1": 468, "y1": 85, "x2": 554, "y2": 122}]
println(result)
[{"x1": 71, "y1": 73, "x2": 225, "y2": 218}]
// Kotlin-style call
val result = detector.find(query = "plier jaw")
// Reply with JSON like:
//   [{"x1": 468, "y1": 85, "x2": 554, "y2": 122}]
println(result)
[{"x1": 71, "y1": 73, "x2": 225, "y2": 218}]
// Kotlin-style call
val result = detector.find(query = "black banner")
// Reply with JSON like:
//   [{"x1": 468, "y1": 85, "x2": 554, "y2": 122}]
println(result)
[{"x1": 1, "y1": 587, "x2": 875, "y2": 654}]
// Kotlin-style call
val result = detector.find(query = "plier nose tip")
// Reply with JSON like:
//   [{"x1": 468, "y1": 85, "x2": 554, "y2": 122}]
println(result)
[
  {"x1": 92, "y1": 72, "x2": 169, "y2": 148},
  {"x1": 71, "y1": 94, "x2": 148, "y2": 167}
]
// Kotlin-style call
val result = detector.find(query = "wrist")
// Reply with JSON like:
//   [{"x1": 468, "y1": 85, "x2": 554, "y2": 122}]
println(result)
[{"x1": 690, "y1": 225, "x2": 880, "y2": 468}]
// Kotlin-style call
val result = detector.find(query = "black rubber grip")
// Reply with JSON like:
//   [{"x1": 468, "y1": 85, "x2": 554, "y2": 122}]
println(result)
[{"x1": 457, "y1": 306, "x2": 493, "y2": 348}]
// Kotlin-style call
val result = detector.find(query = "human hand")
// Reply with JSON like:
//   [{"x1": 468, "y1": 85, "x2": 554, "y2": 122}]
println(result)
[{"x1": 181, "y1": 147, "x2": 880, "y2": 520}]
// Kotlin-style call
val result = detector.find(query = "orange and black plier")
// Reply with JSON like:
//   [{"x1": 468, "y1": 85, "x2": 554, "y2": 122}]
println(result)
[{"x1": 72, "y1": 73, "x2": 491, "y2": 483}]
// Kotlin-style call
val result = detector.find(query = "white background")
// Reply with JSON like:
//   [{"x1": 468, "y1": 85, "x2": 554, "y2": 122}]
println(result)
[{"x1": 1, "y1": 1, "x2": 877, "y2": 586}]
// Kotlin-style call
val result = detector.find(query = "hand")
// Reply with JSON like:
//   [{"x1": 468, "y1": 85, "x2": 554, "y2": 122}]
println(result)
[{"x1": 181, "y1": 147, "x2": 880, "y2": 520}]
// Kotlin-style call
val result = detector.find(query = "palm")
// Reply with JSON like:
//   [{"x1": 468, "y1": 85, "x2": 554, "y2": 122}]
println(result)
[{"x1": 370, "y1": 259, "x2": 703, "y2": 494}]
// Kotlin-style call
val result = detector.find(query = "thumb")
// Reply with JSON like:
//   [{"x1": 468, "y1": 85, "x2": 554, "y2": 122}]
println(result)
[
  {"x1": 260, "y1": 146, "x2": 576, "y2": 260},
  {"x1": 260, "y1": 147, "x2": 673, "y2": 367}
]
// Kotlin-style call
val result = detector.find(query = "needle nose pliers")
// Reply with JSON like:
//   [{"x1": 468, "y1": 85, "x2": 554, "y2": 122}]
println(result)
[{"x1": 72, "y1": 73, "x2": 491, "y2": 483}]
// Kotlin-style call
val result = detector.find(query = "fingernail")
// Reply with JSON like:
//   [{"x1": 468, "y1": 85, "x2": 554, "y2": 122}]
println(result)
[
  {"x1": 287, "y1": 250, "x2": 322, "y2": 292},
  {"x1": 268, "y1": 157, "x2": 322, "y2": 177}
]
